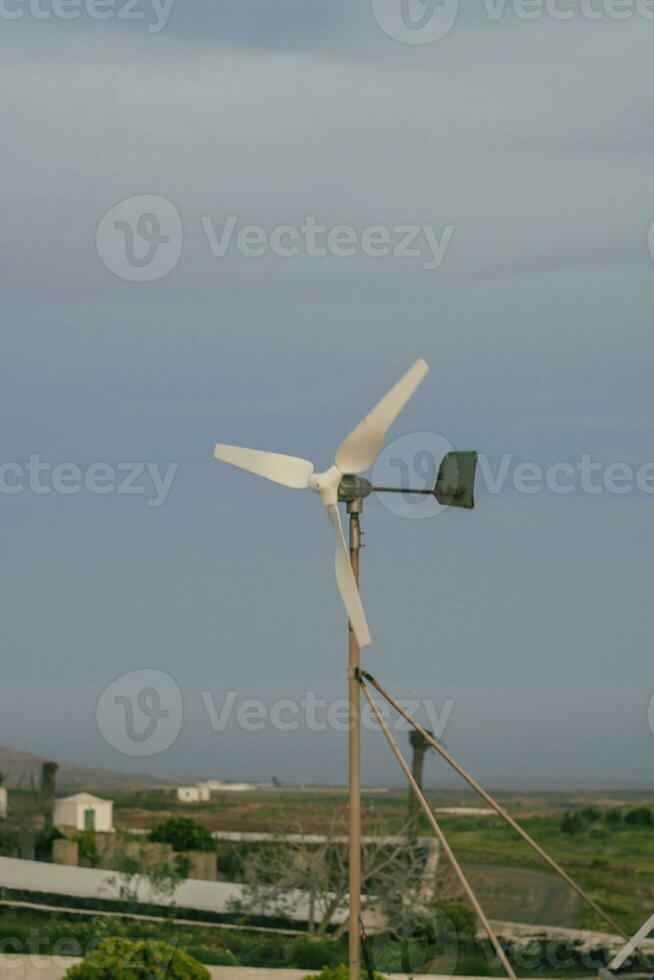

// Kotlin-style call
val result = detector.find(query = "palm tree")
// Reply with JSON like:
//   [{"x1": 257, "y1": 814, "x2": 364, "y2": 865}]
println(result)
[
  {"x1": 407, "y1": 729, "x2": 434, "y2": 841},
  {"x1": 40, "y1": 761, "x2": 58, "y2": 826}
]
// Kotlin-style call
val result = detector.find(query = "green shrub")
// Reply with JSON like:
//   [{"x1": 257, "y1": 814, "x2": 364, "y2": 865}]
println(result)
[
  {"x1": 75, "y1": 831, "x2": 99, "y2": 867},
  {"x1": 436, "y1": 902, "x2": 476, "y2": 940},
  {"x1": 624, "y1": 808, "x2": 654, "y2": 828},
  {"x1": 63, "y1": 937, "x2": 211, "y2": 979},
  {"x1": 148, "y1": 818, "x2": 215, "y2": 853},
  {"x1": 0, "y1": 822, "x2": 32, "y2": 859},
  {"x1": 34, "y1": 824, "x2": 65, "y2": 861},
  {"x1": 215, "y1": 843, "x2": 244, "y2": 880},
  {"x1": 561, "y1": 812, "x2": 585, "y2": 835},
  {"x1": 371, "y1": 908, "x2": 460, "y2": 976},
  {"x1": 581, "y1": 805, "x2": 601, "y2": 823},
  {"x1": 183, "y1": 945, "x2": 238, "y2": 966},
  {"x1": 605, "y1": 808, "x2": 622, "y2": 828},
  {"x1": 289, "y1": 936, "x2": 343, "y2": 970}
]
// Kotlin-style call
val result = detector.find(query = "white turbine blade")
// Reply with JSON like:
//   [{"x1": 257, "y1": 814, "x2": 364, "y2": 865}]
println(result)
[
  {"x1": 214, "y1": 444, "x2": 314, "y2": 489},
  {"x1": 335, "y1": 359, "x2": 430, "y2": 474},
  {"x1": 326, "y1": 504, "x2": 372, "y2": 648}
]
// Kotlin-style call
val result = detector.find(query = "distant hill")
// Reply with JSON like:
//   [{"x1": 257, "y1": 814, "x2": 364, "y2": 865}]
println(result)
[{"x1": 0, "y1": 745, "x2": 182, "y2": 792}]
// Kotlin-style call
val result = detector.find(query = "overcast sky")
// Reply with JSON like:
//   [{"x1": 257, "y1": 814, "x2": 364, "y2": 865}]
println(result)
[{"x1": 1, "y1": 1, "x2": 653, "y2": 789}]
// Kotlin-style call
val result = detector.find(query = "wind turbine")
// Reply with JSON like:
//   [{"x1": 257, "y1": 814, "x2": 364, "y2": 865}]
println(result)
[
  {"x1": 214, "y1": 358, "x2": 430, "y2": 649},
  {"x1": 213, "y1": 359, "x2": 478, "y2": 978}
]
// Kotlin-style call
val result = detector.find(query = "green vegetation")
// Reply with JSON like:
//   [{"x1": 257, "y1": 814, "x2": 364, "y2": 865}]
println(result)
[
  {"x1": 561, "y1": 805, "x2": 653, "y2": 835},
  {"x1": 63, "y1": 937, "x2": 210, "y2": 979},
  {"x1": 623, "y1": 807, "x2": 654, "y2": 828},
  {"x1": 148, "y1": 818, "x2": 215, "y2": 853},
  {"x1": 75, "y1": 831, "x2": 99, "y2": 867},
  {"x1": 561, "y1": 812, "x2": 586, "y2": 835},
  {"x1": 33, "y1": 823, "x2": 64, "y2": 861},
  {"x1": 0, "y1": 819, "x2": 34, "y2": 859},
  {"x1": 438, "y1": 809, "x2": 654, "y2": 932},
  {"x1": 3, "y1": 902, "x2": 651, "y2": 977},
  {"x1": 0, "y1": 907, "x2": 337, "y2": 970},
  {"x1": 2, "y1": 787, "x2": 654, "y2": 973}
]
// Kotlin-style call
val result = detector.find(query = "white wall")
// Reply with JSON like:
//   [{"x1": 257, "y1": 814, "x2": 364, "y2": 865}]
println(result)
[
  {"x1": 0, "y1": 856, "x2": 347, "y2": 924},
  {"x1": 177, "y1": 787, "x2": 201, "y2": 802},
  {"x1": 88, "y1": 802, "x2": 113, "y2": 833},
  {"x1": 52, "y1": 800, "x2": 77, "y2": 828},
  {"x1": 0, "y1": 788, "x2": 7, "y2": 818}
]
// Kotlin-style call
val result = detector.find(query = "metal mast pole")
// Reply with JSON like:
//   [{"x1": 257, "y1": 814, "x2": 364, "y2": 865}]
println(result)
[{"x1": 347, "y1": 497, "x2": 362, "y2": 979}]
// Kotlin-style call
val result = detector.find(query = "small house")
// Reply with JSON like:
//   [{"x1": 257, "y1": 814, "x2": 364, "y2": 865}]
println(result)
[
  {"x1": 176, "y1": 785, "x2": 210, "y2": 803},
  {"x1": 53, "y1": 793, "x2": 114, "y2": 832},
  {"x1": 0, "y1": 787, "x2": 7, "y2": 818}
]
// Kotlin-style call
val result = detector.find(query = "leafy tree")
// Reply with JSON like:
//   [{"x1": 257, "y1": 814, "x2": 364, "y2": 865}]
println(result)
[
  {"x1": 560, "y1": 812, "x2": 585, "y2": 835},
  {"x1": 581, "y1": 805, "x2": 601, "y2": 823},
  {"x1": 624, "y1": 807, "x2": 654, "y2": 828},
  {"x1": 605, "y1": 808, "x2": 622, "y2": 829},
  {"x1": 0, "y1": 820, "x2": 34, "y2": 859},
  {"x1": 63, "y1": 937, "x2": 210, "y2": 979},
  {"x1": 148, "y1": 817, "x2": 214, "y2": 853},
  {"x1": 34, "y1": 823, "x2": 64, "y2": 861}
]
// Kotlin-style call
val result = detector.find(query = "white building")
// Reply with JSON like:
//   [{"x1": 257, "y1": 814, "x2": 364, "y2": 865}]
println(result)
[
  {"x1": 53, "y1": 794, "x2": 113, "y2": 832},
  {"x1": 177, "y1": 785, "x2": 210, "y2": 803},
  {"x1": 0, "y1": 787, "x2": 7, "y2": 818},
  {"x1": 202, "y1": 780, "x2": 258, "y2": 793}
]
